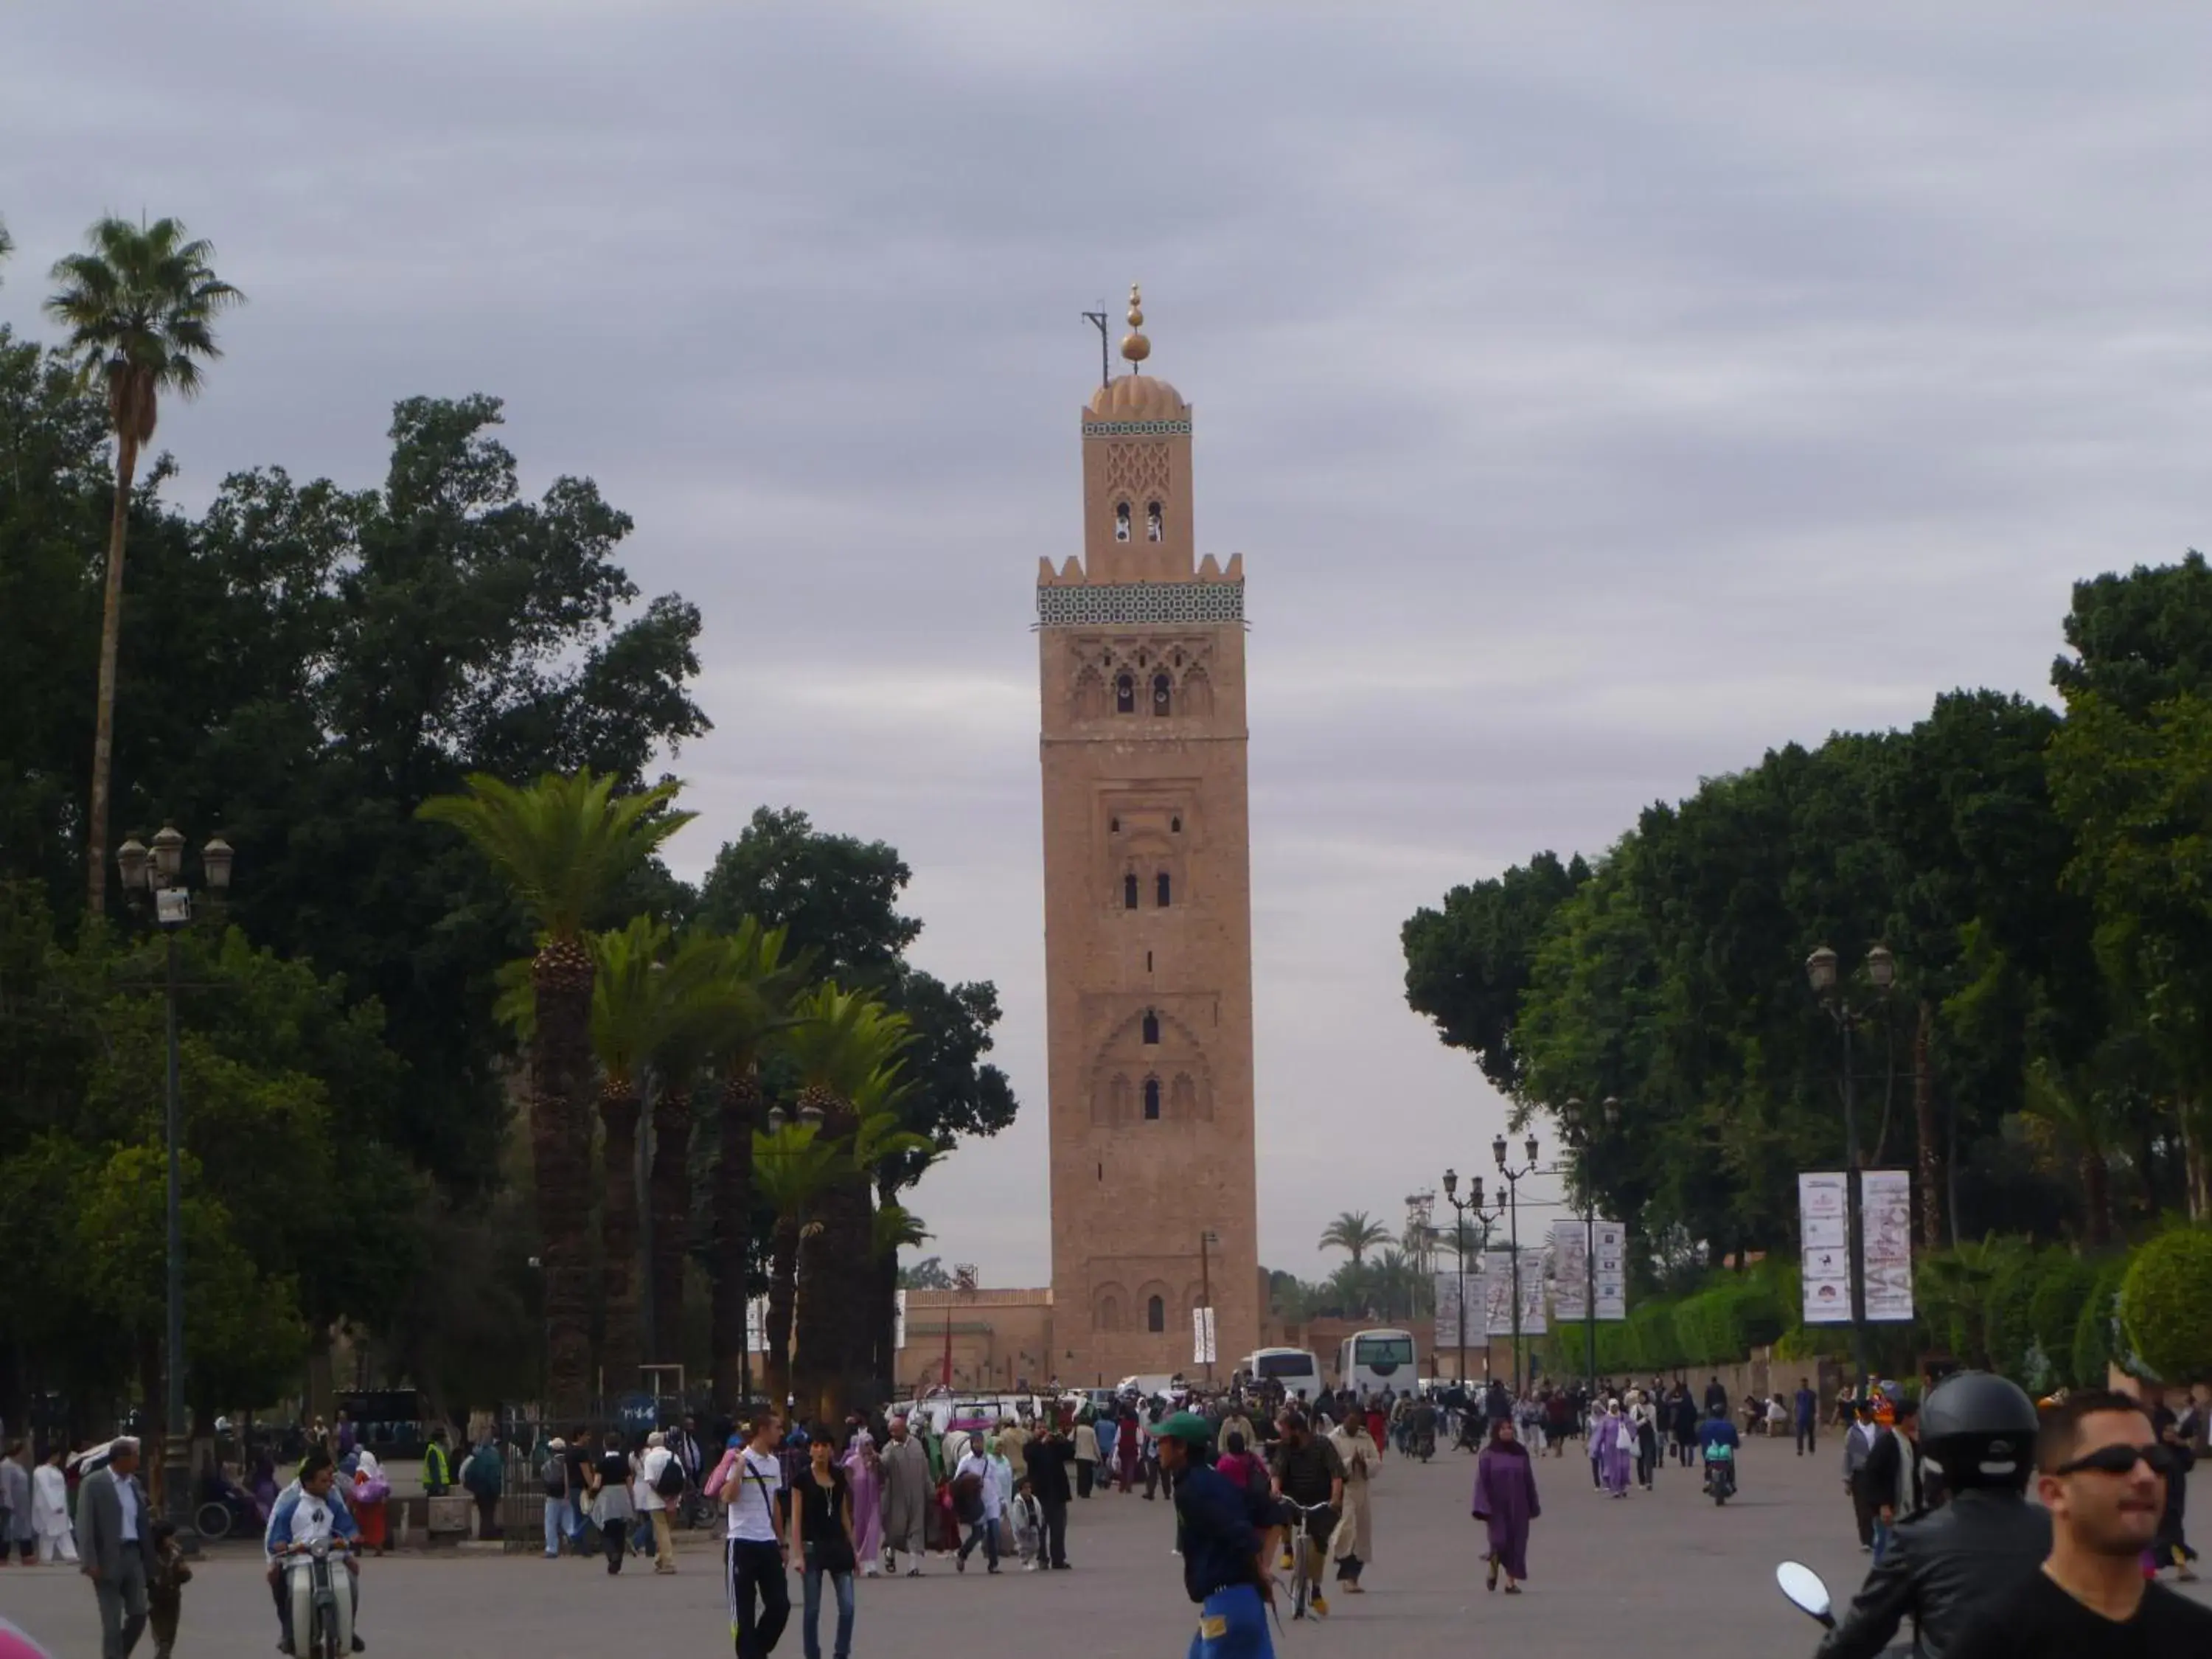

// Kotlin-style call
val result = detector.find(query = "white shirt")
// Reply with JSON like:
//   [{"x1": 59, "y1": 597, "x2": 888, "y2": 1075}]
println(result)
[
  {"x1": 955, "y1": 1452, "x2": 1001, "y2": 1520},
  {"x1": 637, "y1": 1447, "x2": 672, "y2": 1513},
  {"x1": 726, "y1": 1448, "x2": 782, "y2": 1543},
  {"x1": 290, "y1": 1491, "x2": 336, "y2": 1548},
  {"x1": 114, "y1": 1472, "x2": 140, "y2": 1542}
]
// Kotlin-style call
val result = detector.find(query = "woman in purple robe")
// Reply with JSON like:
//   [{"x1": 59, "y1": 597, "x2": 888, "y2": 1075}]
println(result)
[
  {"x1": 841, "y1": 1421, "x2": 884, "y2": 1576},
  {"x1": 1598, "y1": 1400, "x2": 1635, "y2": 1498},
  {"x1": 1472, "y1": 1418, "x2": 1541, "y2": 1592}
]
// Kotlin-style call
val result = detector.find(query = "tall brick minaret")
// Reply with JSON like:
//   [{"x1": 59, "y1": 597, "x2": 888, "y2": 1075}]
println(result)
[{"x1": 1036, "y1": 287, "x2": 1258, "y2": 1384}]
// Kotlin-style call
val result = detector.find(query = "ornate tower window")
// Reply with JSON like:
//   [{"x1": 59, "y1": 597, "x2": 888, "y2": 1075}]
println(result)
[
  {"x1": 1156, "y1": 872, "x2": 1172, "y2": 908},
  {"x1": 1115, "y1": 501, "x2": 1131, "y2": 542},
  {"x1": 1147, "y1": 500, "x2": 1164, "y2": 541},
  {"x1": 1171, "y1": 815, "x2": 1182, "y2": 833},
  {"x1": 1144, "y1": 1078, "x2": 1161, "y2": 1119},
  {"x1": 1152, "y1": 672, "x2": 1172, "y2": 716},
  {"x1": 1142, "y1": 1011, "x2": 1160, "y2": 1045},
  {"x1": 1147, "y1": 1295, "x2": 1165, "y2": 1333},
  {"x1": 1123, "y1": 874, "x2": 1139, "y2": 910},
  {"x1": 1115, "y1": 674, "x2": 1135, "y2": 714}
]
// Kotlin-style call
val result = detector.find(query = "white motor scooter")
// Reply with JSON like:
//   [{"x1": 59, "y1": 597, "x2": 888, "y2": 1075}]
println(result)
[{"x1": 285, "y1": 1536, "x2": 355, "y2": 1658}]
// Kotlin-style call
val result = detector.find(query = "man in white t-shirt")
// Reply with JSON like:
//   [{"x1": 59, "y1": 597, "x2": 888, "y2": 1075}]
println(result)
[
  {"x1": 637, "y1": 1431, "x2": 678, "y2": 1576},
  {"x1": 720, "y1": 1415, "x2": 790, "y2": 1659},
  {"x1": 953, "y1": 1444, "x2": 1001, "y2": 1574}
]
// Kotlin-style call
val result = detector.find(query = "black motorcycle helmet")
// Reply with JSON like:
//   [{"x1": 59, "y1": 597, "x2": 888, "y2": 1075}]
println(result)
[{"x1": 1918, "y1": 1370, "x2": 2039, "y2": 1492}]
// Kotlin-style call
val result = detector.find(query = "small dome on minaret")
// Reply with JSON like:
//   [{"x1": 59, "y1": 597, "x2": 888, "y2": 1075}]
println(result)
[{"x1": 1088, "y1": 282, "x2": 1185, "y2": 418}]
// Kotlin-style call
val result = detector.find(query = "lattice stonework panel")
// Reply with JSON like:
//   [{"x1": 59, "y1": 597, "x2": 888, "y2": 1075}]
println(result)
[
  {"x1": 1037, "y1": 582, "x2": 1245, "y2": 627},
  {"x1": 1104, "y1": 442, "x2": 1172, "y2": 500},
  {"x1": 1085, "y1": 420, "x2": 1192, "y2": 437}
]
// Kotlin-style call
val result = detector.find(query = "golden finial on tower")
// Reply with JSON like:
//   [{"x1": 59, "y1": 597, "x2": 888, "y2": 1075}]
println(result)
[{"x1": 1121, "y1": 282, "x2": 1151, "y2": 366}]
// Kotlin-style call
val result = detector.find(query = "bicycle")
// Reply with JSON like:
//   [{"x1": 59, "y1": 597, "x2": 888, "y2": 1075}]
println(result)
[{"x1": 1278, "y1": 1498, "x2": 1337, "y2": 1621}]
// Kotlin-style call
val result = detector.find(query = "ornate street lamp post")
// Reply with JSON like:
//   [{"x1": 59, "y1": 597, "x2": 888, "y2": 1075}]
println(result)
[
  {"x1": 1562, "y1": 1096, "x2": 1621, "y2": 1404},
  {"x1": 1494, "y1": 1133, "x2": 1543, "y2": 1395},
  {"x1": 1806, "y1": 944, "x2": 1895, "y2": 1396},
  {"x1": 1439, "y1": 1170, "x2": 1501, "y2": 1388},
  {"x1": 115, "y1": 826, "x2": 234, "y2": 1544}
]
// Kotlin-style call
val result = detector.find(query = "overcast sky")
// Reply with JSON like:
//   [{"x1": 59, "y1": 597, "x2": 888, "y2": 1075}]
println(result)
[{"x1": 8, "y1": 4, "x2": 2211, "y2": 1286}]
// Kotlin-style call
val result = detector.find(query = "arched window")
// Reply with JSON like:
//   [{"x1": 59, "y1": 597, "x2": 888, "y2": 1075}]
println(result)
[
  {"x1": 1156, "y1": 872, "x2": 1172, "y2": 908},
  {"x1": 1115, "y1": 674, "x2": 1135, "y2": 714},
  {"x1": 1142, "y1": 1011, "x2": 1160, "y2": 1046},
  {"x1": 1147, "y1": 1295, "x2": 1165, "y2": 1333},
  {"x1": 1114, "y1": 501, "x2": 1131, "y2": 542},
  {"x1": 1123, "y1": 874, "x2": 1139, "y2": 911},
  {"x1": 1146, "y1": 501, "x2": 1164, "y2": 542},
  {"x1": 1144, "y1": 1079, "x2": 1161, "y2": 1119},
  {"x1": 1098, "y1": 1294, "x2": 1121, "y2": 1332},
  {"x1": 1171, "y1": 815, "x2": 1182, "y2": 833},
  {"x1": 1152, "y1": 672, "x2": 1172, "y2": 716}
]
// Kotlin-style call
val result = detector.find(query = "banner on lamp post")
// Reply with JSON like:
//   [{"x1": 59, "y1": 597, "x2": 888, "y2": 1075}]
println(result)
[
  {"x1": 893, "y1": 1289, "x2": 907, "y2": 1351},
  {"x1": 1433, "y1": 1270, "x2": 1467, "y2": 1349},
  {"x1": 1551, "y1": 1220, "x2": 1588, "y2": 1323},
  {"x1": 1799, "y1": 1172, "x2": 1852, "y2": 1324},
  {"x1": 1593, "y1": 1221, "x2": 1627, "y2": 1321},
  {"x1": 1860, "y1": 1170, "x2": 1915, "y2": 1322},
  {"x1": 1192, "y1": 1306, "x2": 1217, "y2": 1366},
  {"x1": 1517, "y1": 1247, "x2": 1550, "y2": 1335},
  {"x1": 1482, "y1": 1250, "x2": 1518, "y2": 1336}
]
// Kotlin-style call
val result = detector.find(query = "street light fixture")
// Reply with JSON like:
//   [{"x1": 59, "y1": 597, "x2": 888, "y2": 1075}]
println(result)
[
  {"x1": 1439, "y1": 1168, "x2": 1501, "y2": 1388},
  {"x1": 1806, "y1": 943, "x2": 1896, "y2": 1396},
  {"x1": 116, "y1": 824, "x2": 234, "y2": 1548},
  {"x1": 1493, "y1": 1133, "x2": 1542, "y2": 1395}
]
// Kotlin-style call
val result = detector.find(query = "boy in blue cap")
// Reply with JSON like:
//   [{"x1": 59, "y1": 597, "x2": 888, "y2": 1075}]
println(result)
[{"x1": 1150, "y1": 1412, "x2": 1275, "y2": 1659}]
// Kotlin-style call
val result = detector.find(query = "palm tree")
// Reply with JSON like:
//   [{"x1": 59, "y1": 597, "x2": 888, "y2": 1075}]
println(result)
[
  {"x1": 753, "y1": 1120, "x2": 839, "y2": 1402},
  {"x1": 781, "y1": 986, "x2": 912, "y2": 1420},
  {"x1": 2023, "y1": 1057, "x2": 2120, "y2": 1248},
  {"x1": 1319, "y1": 1210, "x2": 1391, "y2": 1268},
  {"x1": 418, "y1": 769, "x2": 693, "y2": 1413},
  {"x1": 45, "y1": 218, "x2": 242, "y2": 915},
  {"x1": 700, "y1": 920, "x2": 801, "y2": 1408}
]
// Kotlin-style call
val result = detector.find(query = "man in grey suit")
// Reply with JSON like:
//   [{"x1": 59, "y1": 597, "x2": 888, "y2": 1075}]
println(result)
[{"x1": 77, "y1": 1438, "x2": 156, "y2": 1659}]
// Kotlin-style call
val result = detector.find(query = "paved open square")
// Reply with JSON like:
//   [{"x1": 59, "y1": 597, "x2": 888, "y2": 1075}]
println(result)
[{"x1": 9, "y1": 1437, "x2": 2203, "y2": 1658}]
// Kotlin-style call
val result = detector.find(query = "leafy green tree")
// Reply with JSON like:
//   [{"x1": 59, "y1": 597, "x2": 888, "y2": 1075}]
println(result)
[
  {"x1": 2118, "y1": 1226, "x2": 2212, "y2": 1383},
  {"x1": 419, "y1": 769, "x2": 694, "y2": 1414},
  {"x1": 900, "y1": 1255, "x2": 954, "y2": 1290},
  {"x1": 44, "y1": 217, "x2": 243, "y2": 915}
]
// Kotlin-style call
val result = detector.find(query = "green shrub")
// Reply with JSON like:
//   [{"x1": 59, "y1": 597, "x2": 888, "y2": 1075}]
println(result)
[
  {"x1": 2071, "y1": 1256, "x2": 2130, "y2": 1388},
  {"x1": 2027, "y1": 1251, "x2": 2100, "y2": 1388},
  {"x1": 2118, "y1": 1228, "x2": 2212, "y2": 1385}
]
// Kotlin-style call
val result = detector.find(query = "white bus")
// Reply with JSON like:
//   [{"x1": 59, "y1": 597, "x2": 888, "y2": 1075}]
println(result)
[
  {"x1": 1335, "y1": 1328, "x2": 1418, "y2": 1397},
  {"x1": 1237, "y1": 1347, "x2": 1324, "y2": 1400}
]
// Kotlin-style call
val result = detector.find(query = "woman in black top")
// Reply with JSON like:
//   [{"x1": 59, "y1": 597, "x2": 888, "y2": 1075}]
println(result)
[{"x1": 792, "y1": 1430, "x2": 857, "y2": 1659}]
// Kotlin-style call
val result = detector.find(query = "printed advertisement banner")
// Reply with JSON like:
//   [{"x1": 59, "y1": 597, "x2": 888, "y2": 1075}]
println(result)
[
  {"x1": 1433, "y1": 1270, "x2": 1467, "y2": 1349},
  {"x1": 1860, "y1": 1170, "x2": 1915, "y2": 1322},
  {"x1": 893, "y1": 1288, "x2": 907, "y2": 1351},
  {"x1": 1551, "y1": 1220, "x2": 1588, "y2": 1323},
  {"x1": 1193, "y1": 1306, "x2": 1217, "y2": 1366},
  {"x1": 1593, "y1": 1221, "x2": 1628, "y2": 1321},
  {"x1": 1799, "y1": 1172, "x2": 1851, "y2": 1324},
  {"x1": 1479, "y1": 1249, "x2": 1520, "y2": 1335},
  {"x1": 1518, "y1": 1246, "x2": 1550, "y2": 1335}
]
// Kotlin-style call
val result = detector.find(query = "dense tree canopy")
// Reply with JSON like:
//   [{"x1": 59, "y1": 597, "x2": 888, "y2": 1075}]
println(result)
[{"x1": 1404, "y1": 560, "x2": 2212, "y2": 1272}]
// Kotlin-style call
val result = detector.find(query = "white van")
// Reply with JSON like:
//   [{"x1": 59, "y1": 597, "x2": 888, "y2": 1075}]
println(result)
[{"x1": 1237, "y1": 1347, "x2": 1324, "y2": 1400}]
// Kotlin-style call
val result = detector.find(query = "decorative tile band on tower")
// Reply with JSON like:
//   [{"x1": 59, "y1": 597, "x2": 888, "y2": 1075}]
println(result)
[
  {"x1": 1082, "y1": 419, "x2": 1193, "y2": 437},
  {"x1": 1037, "y1": 580, "x2": 1245, "y2": 628}
]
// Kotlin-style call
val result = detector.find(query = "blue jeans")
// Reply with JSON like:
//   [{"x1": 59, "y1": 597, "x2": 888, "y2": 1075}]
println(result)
[
  {"x1": 801, "y1": 1562, "x2": 855, "y2": 1659},
  {"x1": 543, "y1": 1495, "x2": 566, "y2": 1557},
  {"x1": 1189, "y1": 1583, "x2": 1272, "y2": 1659},
  {"x1": 957, "y1": 1517, "x2": 998, "y2": 1568}
]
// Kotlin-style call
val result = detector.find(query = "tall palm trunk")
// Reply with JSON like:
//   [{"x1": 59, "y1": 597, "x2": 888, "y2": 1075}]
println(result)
[
  {"x1": 2079, "y1": 1150, "x2": 2112, "y2": 1247},
  {"x1": 1913, "y1": 1001, "x2": 1944, "y2": 1251},
  {"x1": 533, "y1": 938, "x2": 597, "y2": 1416},
  {"x1": 85, "y1": 431, "x2": 139, "y2": 916},
  {"x1": 793, "y1": 1093, "x2": 865, "y2": 1423},
  {"x1": 649, "y1": 1081, "x2": 692, "y2": 1366},
  {"x1": 765, "y1": 1216, "x2": 799, "y2": 1402},
  {"x1": 713, "y1": 1071, "x2": 761, "y2": 1407},
  {"x1": 599, "y1": 1084, "x2": 644, "y2": 1394}
]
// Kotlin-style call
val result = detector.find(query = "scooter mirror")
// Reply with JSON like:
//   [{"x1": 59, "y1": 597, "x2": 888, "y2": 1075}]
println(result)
[{"x1": 1775, "y1": 1561, "x2": 1834, "y2": 1626}]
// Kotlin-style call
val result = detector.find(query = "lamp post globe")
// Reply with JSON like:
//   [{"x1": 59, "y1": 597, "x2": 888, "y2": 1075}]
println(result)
[
  {"x1": 1492, "y1": 1133, "x2": 1508, "y2": 1172},
  {"x1": 1805, "y1": 944, "x2": 1839, "y2": 997},
  {"x1": 1866, "y1": 944, "x2": 1896, "y2": 991}
]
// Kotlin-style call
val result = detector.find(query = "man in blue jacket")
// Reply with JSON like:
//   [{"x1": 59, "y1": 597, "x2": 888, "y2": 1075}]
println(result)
[
  {"x1": 1152, "y1": 1413, "x2": 1274, "y2": 1659},
  {"x1": 264, "y1": 1451, "x2": 364, "y2": 1653}
]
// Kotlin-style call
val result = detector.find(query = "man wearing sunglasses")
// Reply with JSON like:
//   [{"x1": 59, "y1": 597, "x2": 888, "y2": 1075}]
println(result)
[
  {"x1": 1817, "y1": 1371, "x2": 2050, "y2": 1659},
  {"x1": 1949, "y1": 1391, "x2": 2212, "y2": 1658}
]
